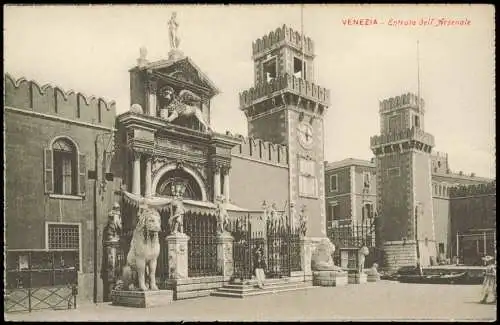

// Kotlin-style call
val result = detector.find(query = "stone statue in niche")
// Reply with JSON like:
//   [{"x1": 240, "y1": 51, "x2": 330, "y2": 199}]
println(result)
[
  {"x1": 158, "y1": 85, "x2": 212, "y2": 132},
  {"x1": 168, "y1": 12, "x2": 180, "y2": 50},
  {"x1": 311, "y1": 238, "x2": 344, "y2": 272},
  {"x1": 215, "y1": 195, "x2": 230, "y2": 234}
]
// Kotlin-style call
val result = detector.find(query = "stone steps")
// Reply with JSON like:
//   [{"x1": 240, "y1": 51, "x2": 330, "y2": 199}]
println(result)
[{"x1": 211, "y1": 278, "x2": 314, "y2": 298}]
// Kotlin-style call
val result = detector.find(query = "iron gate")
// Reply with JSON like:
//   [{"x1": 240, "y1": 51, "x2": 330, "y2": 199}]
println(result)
[{"x1": 229, "y1": 215, "x2": 301, "y2": 281}]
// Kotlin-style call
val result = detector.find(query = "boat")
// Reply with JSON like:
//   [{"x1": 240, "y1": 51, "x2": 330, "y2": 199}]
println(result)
[{"x1": 398, "y1": 272, "x2": 467, "y2": 284}]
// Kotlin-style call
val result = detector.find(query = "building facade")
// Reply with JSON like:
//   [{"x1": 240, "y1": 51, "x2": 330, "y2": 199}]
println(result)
[
  {"x1": 325, "y1": 96, "x2": 494, "y2": 270},
  {"x1": 116, "y1": 25, "x2": 330, "y2": 234},
  {"x1": 449, "y1": 183, "x2": 496, "y2": 266},
  {"x1": 4, "y1": 74, "x2": 119, "y2": 302}
]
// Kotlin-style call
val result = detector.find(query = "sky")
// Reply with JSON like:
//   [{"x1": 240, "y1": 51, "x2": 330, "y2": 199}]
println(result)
[{"x1": 4, "y1": 4, "x2": 496, "y2": 179}]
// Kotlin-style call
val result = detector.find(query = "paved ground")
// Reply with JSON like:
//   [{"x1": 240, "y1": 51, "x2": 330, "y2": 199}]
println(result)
[{"x1": 5, "y1": 281, "x2": 496, "y2": 322}]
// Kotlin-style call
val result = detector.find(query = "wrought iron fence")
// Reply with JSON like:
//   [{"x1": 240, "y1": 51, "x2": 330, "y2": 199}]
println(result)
[
  {"x1": 327, "y1": 218, "x2": 377, "y2": 268},
  {"x1": 229, "y1": 215, "x2": 301, "y2": 281},
  {"x1": 183, "y1": 212, "x2": 220, "y2": 277},
  {"x1": 5, "y1": 250, "x2": 78, "y2": 313}
]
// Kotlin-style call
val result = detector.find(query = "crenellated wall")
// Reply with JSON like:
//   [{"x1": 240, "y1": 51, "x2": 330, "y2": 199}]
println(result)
[
  {"x1": 379, "y1": 93, "x2": 425, "y2": 113},
  {"x1": 4, "y1": 74, "x2": 116, "y2": 127},
  {"x1": 431, "y1": 151, "x2": 450, "y2": 174},
  {"x1": 370, "y1": 127, "x2": 435, "y2": 148},
  {"x1": 239, "y1": 73, "x2": 330, "y2": 108},
  {"x1": 449, "y1": 181, "x2": 496, "y2": 198},
  {"x1": 252, "y1": 24, "x2": 314, "y2": 58},
  {"x1": 231, "y1": 135, "x2": 289, "y2": 166}
]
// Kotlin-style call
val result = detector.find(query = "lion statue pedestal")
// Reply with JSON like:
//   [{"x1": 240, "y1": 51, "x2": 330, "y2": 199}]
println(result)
[
  {"x1": 112, "y1": 204, "x2": 174, "y2": 308},
  {"x1": 311, "y1": 239, "x2": 348, "y2": 287},
  {"x1": 365, "y1": 263, "x2": 381, "y2": 282}
]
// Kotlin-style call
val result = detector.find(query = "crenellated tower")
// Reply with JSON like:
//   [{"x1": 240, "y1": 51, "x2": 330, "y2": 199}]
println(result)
[
  {"x1": 370, "y1": 93, "x2": 437, "y2": 271},
  {"x1": 239, "y1": 25, "x2": 331, "y2": 237}
]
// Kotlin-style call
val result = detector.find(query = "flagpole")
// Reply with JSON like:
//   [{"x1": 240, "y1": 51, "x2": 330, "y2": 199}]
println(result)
[
  {"x1": 417, "y1": 40, "x2": 420, "y2": 110},
  {"x1": 301, "y1": 4, "x2": 305, "y2": 79}
]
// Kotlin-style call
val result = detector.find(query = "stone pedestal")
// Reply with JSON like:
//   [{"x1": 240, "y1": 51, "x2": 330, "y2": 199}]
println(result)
[
  {"x1": 166, "y1": 233, "x2": 190, "y2": 280},
  {"x1": 300, "y1": 237, "x2": 313, "y2": 276},
  {"x1": 313, "y1": 270, "x2": 348, "y2": 287},
  {"x1": 111, "y1": 290, "x2": 174, "y2": 308},
  {"x1": 168, "y1": 49, "x2": 185, "y2": 60},
  {"x1": 102, "y1": 240, "x2": 123, "y2": 302},
  {"x1": 367, "y1": 273, "x2": 380, "y2": 282},
  {"x1": 348, "y1": 272, "x2": 368, "y2": 284},
  {"x1": 216, "y1": 232, "x2": 234, "y2": 277}
]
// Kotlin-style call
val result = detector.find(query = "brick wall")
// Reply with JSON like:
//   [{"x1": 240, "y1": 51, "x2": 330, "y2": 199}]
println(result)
[
  {"x1": 377, "y1": 152, "x2": 412, "y2": 242},
  {"x1": 229, "y1": 156, "x2": 289, "y2": 211},
  {"x1": 325, "y1": 167, "x2": 350, "y2": 196},
  {"x1": 432, "y1": 197, "x2": 451, "y2": 258},
  {"x1": 4, "y1": 74, "x2": 119, "y2": 303},
  {"x1": 247, "y1": 109, "x2": 287, "y2": 145}
]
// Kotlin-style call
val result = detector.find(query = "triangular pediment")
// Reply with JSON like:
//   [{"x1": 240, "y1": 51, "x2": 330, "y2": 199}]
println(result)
[{"x1": 145, "y1": 57, "x2": 220, "y2": 97}]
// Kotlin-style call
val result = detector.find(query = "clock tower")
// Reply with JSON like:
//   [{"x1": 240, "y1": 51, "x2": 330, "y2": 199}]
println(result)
[{"x1": 239, "y1": 25, "x2": 331, "y2": 237}]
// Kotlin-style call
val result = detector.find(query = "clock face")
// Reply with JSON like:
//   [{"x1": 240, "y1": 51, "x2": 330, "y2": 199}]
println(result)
[{"x1": 297, "y1": 122, "x2": 314, "y2": 149}]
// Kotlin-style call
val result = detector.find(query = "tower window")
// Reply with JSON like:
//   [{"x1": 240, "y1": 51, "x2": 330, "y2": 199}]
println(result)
[
  {"x1": 387, "y1": 167, "x2": 400, "y2": 177},
  {"x1": 414, "y1": 115, "x2": 420, "y2": 128},
  {"x1": 363, "y1": 172, "x2": 371, "y2": 190},
  {"x1": 293, "y1": 57, "x2": 306, "y2": 79},
  {"x1": 262, "y1": 57, "x2": 277, "y2": 83},
  {"x1": 329, "y1": 174, "x2": 338, "y2": 192}
]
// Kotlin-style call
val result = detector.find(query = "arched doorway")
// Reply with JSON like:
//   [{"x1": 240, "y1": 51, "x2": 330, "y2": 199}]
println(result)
[{"x1": 155, "y1": 169, "x2": 203, "y2": 201}]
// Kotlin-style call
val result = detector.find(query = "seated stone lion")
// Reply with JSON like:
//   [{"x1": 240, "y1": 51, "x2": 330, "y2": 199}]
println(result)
[
  {"x1": 311, "y1": 239, "x2": 344, "y2": 272},
  {"x1": 120, "y1": 205, "x2": 162, "y2": 291}
]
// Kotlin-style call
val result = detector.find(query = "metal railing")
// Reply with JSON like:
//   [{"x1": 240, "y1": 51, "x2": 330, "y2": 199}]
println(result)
[
  {"x1": 5, "y1": 250, "x2": 78, "y2": 313},
  {"x1": 184, "y1": 213, "x2": 220, "y2": 277}
]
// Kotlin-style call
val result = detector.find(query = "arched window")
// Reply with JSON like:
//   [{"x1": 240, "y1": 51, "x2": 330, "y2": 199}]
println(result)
[{"x1": 44, "y1": 137, "x2": 86, "y2": 196}]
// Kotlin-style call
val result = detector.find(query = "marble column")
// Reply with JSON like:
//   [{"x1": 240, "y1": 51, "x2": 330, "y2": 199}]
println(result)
[
  {"x1": 222, "y1": 167, "x2": 230, "y2": 202},
  {"x1": 145, "y1": 157, "x2": 152, "y2": 197},
  {"x1": 147, "y1": 80, "x2": 157, "y2": 117},
  {"x1": 213, "y1": 166, "x2": 221, "y2": 201},
  {"x1": 132, "y1": 151, "x2": 141, "y2": 195}
]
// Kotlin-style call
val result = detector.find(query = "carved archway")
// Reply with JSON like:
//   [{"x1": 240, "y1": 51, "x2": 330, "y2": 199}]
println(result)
[{"x1": 152, "y1": 164, "x2": 207, "y2": 201}]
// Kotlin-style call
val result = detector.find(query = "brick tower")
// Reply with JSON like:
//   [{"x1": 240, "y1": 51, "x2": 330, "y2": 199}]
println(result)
[
  {"x1": 370, "y1": 93, "x2": 437, "y2": 271},
  {"x1": 239, "y1": 25, "x2": 330, "y2": 237}
]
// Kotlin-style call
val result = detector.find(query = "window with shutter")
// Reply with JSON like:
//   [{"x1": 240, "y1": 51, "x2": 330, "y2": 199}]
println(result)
[
  {"x1": 48, "y1": 137, "x2": 84, "y2": 197},
  {"x1": 78, "y1": 154, "x2": 87, "y2": 196},
  {"x1": 44, "y1": 148, "x2": 54, "y2": 193}
]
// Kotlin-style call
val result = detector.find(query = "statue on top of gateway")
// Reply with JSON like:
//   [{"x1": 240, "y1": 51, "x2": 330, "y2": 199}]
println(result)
[{"x1": 168, "y1": 12, "x2": 180, "y2": 50}]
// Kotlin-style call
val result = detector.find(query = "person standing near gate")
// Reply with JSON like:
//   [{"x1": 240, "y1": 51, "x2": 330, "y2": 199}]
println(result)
[
  {"x1": 254, "y1": 244, "x2": 267, "y2": 289},
  {"x1": 480, "y1": 256, "x2": 496, "y2": 304}
]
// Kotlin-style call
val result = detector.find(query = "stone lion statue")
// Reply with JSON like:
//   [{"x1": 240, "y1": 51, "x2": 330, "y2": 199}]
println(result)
[
  {"x1": 311, "y1": 238, "x2": 343, "y2": 272},
  {"x1": 120, "y1": 204, "x2": 162, "y2": 291}
]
